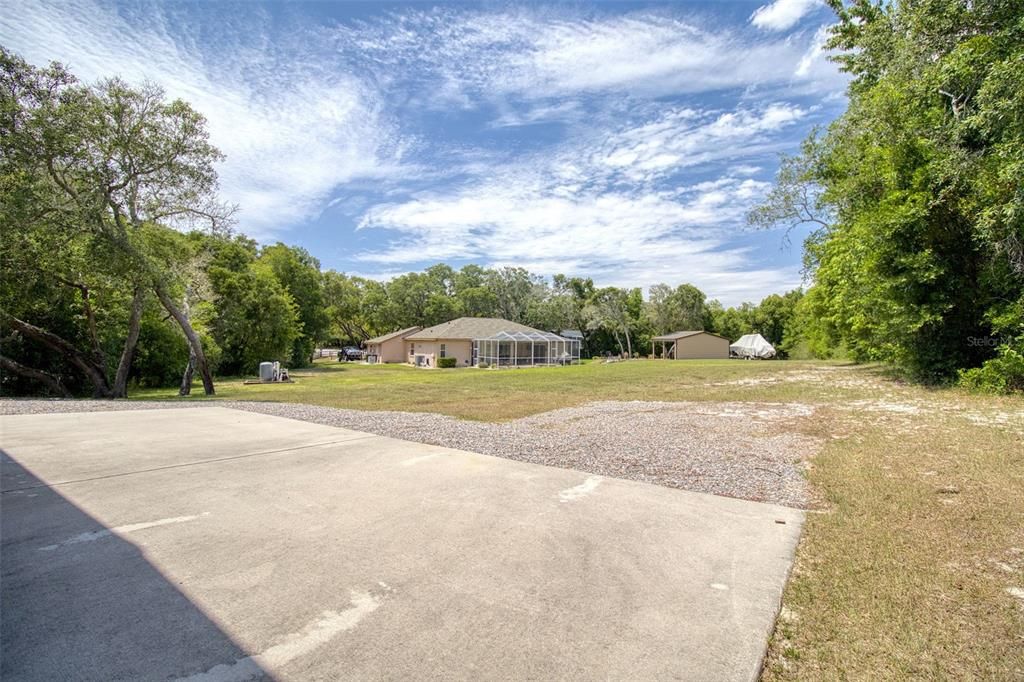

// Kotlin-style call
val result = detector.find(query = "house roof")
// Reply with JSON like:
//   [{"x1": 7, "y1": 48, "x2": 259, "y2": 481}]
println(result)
[
  {"x1": 365, "y1": 326, "x2": 421, "y2": 345},
  {"x1": 405, "y1": 317, "x2": 543, "y2": 341},
  {"x1": 651, "y1": 330, "x2": 729, "y2": 342}
]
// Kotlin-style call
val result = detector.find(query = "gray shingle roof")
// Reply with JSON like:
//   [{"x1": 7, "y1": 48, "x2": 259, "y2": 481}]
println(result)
[
  {"x1": 405, "y1": 317, "x2": 543, "y2": 341},
  {"x1": 365, "y1": 326, "x2": 421, "y2": 344}
]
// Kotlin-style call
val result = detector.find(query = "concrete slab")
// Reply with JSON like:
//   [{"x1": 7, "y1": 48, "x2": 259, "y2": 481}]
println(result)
[{"x1": 1, "y1": 407, "x2": 803, "y2": 681}]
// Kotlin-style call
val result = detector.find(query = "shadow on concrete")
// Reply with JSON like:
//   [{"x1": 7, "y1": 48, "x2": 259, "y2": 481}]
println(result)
[{"x1": 0, "y1": 450, "x2": 271, "y2": 681}]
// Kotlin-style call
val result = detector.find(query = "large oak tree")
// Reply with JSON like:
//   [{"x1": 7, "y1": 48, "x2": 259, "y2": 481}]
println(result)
[{"x1": 1, "y1": 48, "x2": 233, "y2": 396}]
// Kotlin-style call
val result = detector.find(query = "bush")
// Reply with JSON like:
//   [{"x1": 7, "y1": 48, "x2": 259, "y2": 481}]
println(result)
[
  {"x1": 438, "y1": 357, "x2": 457, "y2": 368},
  {"x1": 958, "y1": 344, "x2": 1024, "y2": 394},
  {"x1": 131, "y1": 313, "x2": 192, "y2": 387},
  {"x1": 477, "y1": 362, "x2": 489, "y2": 369}
]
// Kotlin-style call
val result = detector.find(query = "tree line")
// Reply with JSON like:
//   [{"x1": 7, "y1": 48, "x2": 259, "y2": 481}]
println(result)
[
  {"x1": 320, "y1": 265, "x2": 808, "y2": 360},
  {"x1": 749, "y1": 0, "x2": 1023, "y2": 391},
  {"x1": 4, "y1": 0, "x2": 1022, "y2": 398}
]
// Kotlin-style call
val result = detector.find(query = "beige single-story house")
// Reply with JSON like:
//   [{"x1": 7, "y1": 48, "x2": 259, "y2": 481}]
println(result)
[
  {"x1": 405, "y1": 317, "x2": 580, "y2": 368},
  {"x1": 651, "y1": 331, "x2": 730, "y2": 359},
  {"x1": 364, "y1": 326, "x2": 421, "y2": 364}
]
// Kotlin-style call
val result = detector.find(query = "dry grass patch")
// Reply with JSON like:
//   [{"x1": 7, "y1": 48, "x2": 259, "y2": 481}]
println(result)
[{"x1": 764, "y1": 408, "x2": 1024, "y2": 680}]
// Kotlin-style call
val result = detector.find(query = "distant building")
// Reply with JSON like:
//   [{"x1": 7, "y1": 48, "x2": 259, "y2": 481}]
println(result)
[
  {"x1": 404, "y1": 317, "x2": 580, "y2": 368},
  {"x1": 651, "y1": 331, "x2": 730, "y2": 359},
  {"x1": 364, "y1": 326, "x2": 421, "y2": 364}
]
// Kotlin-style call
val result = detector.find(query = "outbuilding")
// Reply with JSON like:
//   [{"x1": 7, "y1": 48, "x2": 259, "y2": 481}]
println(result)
[
  {"x1": 364, "y1": 326, "x2": 421, "y2": 364},
  {"x1": 651, "y1": 331, "x2": 730, "y2": 359}
]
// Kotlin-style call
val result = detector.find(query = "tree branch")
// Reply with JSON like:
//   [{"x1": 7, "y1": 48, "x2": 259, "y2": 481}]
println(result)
[
  {"x1": 0, "y1": 311, "x2": 111, "y2": 397},
  {"x1": 54, "y1": 276, "x2": 106, "y2": 367},
  {"x1": 0, "y1": 354, "x2": 72, "y2": 397}
]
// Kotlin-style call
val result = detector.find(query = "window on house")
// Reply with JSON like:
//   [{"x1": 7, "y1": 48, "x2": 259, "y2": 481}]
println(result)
[{"x1": 440, "y1": 343, "x2": 447, "y2": 358}]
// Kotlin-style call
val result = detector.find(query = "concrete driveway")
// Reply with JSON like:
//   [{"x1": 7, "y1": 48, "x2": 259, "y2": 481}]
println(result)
[{"x1": 1, "y1": 407, "x2": 803, "y2": 681}]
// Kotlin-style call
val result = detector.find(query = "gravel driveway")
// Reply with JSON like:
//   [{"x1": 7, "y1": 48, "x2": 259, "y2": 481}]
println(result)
[{"x1": 1, "y1": 399, "x2": 819, "y2": 508}]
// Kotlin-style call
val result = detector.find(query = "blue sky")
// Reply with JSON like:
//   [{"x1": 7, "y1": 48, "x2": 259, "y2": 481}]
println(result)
[{"x1": 2, "y1": 0, "x2": 846, "y2": 305}]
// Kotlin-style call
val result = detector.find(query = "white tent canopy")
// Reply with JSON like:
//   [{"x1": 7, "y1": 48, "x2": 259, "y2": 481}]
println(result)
[{"x1": 730, "y1": 334, "x2": 776, "y2": 359}]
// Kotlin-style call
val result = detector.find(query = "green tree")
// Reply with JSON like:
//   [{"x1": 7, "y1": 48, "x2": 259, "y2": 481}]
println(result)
[
  {"x1": 322, "y1": 271, "x2": 369, "y2": 343},
  {"x1": 552, "y1": 275, "x2": 598, "y2": 355},
  {"x1": 258, "y1": 244, "x2": 327, "y2": 366},
  {"x1": 751, "y1": 1, "x2": 1024, "y2": 384},
  {"x1": 204, "y1": 236, "x2": 299, "y2": 375},
  {"x1": 646, "y1": 283, "x2": 707, "y2": 334},
  {"x1": 709, "y1": 304, "x2": 754, "y2": 344},
  {"x1": 586, "y1": 287, "x2": 642, "y2": 357},
  {"x1": 486, "y1": 267, "x2": 541, "y2": 323},
  {"x1": 1, "y1": 49, "x2": 232, "y2": 396},
  {"x1": 386, "y1": 272, "x2": 443, "y2": 327},
  {"x1": 360, "y1": 279, "x2": 402, "y2": 334},
  {"x1": 454, "y1": 265, "x2": 498, "y2": 317},
  {"x1": 750, "y1": 290, "x2": 803, "y2": 349}
]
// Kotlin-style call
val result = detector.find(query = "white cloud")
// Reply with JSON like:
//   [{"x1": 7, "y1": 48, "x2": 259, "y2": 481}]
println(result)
[
  {"x1": 795, "y1": 25, "x2": 833, "y2": 77},
  {"x1": 489, "y1": 101, "x2": 584, "y2": 128},
  {"x1": 354, "y1": 102, "x2": 807, "y2": 304},
  {"x1": 0, "y1": 0, "x2": 406, "y2": 239},
  {"x1": 595, "y1": 103, "x2": 807, "y2": 184},
  {"x1": 751, "y1": 0, "x2": 822, "y2": 32},
  {"x1": 344, "y1": 9, "x2": 844, "y2": 100},
  {"x1": 1, "y1": 2, "x2": 836, "y2": 303}
]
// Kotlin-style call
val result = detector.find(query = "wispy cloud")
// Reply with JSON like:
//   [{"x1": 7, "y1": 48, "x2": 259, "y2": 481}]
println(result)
[
  {"x1": 0, "y1": 0, "x2": 407, "y2": 239},
  {"x1": 355, "y1": 102, "x2": 810, "y2": 303},
  {"x1": 595, "y1": 103, "x2": 808, "y2": 184},
  {"x1": 751, "y1": 0, "x2": 823, "y2": 32},
  {"x1": 489, "y1": 101, "x2": 584, "y2": 129},
  {"x1": 1, "y1": 1, "x2": 841, "y2": 303},
  {"x1": 344, "y1": 8, "x2": 843, "y2": 100}
]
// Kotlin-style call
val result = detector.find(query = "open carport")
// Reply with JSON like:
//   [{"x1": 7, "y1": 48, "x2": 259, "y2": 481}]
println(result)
[{"x1": 1, "y1": 407, "x2": 803, "y2": 681}]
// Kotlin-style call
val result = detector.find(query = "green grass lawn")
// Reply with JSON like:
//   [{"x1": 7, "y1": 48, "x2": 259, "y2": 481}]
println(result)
[
  {"x1": 132, "y1": 359, "x2": 1024, "y2": 679},
  {"x1": 134, "y1": 357, "x2": 906, "y2": 420}
]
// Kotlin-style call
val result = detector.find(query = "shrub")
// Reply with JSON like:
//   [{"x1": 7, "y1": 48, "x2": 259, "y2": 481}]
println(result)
[
  {"x1": 438, "y1": 357, "x2": 457, "y2": 369},
  {"x1": 958, "y1": 344, "x2": 1024, "y2": 394},
  {"x1": 477, "y1": 362, "x2": 489, "y2": 369}
]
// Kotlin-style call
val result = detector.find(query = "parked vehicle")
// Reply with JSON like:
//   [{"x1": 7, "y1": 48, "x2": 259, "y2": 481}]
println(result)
[{"x1": 339, "y1": 346, "x2": 364, "y2": 361}]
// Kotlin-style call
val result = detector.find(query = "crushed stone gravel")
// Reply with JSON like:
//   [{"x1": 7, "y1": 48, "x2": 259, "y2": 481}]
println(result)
[{"x1": 1, "y1": 399, "x2": 820, "y2": 508}]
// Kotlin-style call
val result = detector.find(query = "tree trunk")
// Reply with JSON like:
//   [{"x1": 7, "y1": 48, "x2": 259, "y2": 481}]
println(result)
[
  {"x1": 154, "y1": 285, "x2": 215, "y2": 395},
  {"x1": 624, "y1": 326, "x2": 633, "y2": 357},
  {"x1": 57, "y1": 278, "x2": 107, "y2": 369},
  {"x1": 611, "y1": 329, "x2": 625, "y2": 356},
  {"x1": 111, "y1": 287, "x2": 145, "y2": 398},
  {"x1": 179, "y1": 349, "x2": 195, "y2": 396},
  {"x1": 0, "y1": 354, "x2": 72, "y2": 397},
  {"x1": 577, "y1": 324, "x2": 592, "y2": 358},
  {"x1": 176, "y1": 288, "x2": 196, "y2": 396},
  {"x1": 1, "y1": 312, "x2": 112, "y2": 397}
]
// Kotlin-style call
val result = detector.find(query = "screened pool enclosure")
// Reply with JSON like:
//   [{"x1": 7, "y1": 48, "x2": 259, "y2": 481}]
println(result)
[{"x1": 473, "y1": 331, "x2": 581, "y2": 368}]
